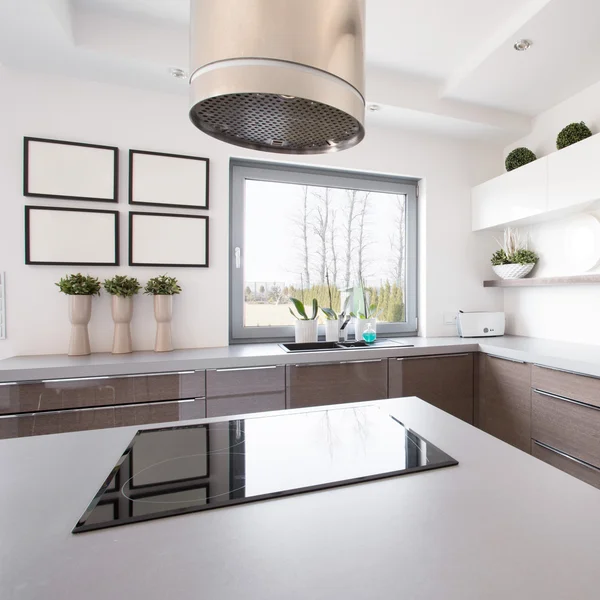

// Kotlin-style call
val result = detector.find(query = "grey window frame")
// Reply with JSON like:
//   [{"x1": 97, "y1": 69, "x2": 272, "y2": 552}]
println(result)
[{"x1": 230, "y1": 159, "x2": 418, "y2": 343}]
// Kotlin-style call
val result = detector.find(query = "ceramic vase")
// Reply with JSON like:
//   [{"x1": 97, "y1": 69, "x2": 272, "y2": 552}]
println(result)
[
  {"x1": 111, "y1": 296, "x2": 133, "y2": 354},
  {"x1": 354, "y1": 317, "x2": 376, "y2": 342},
  {"x1": 294, "y1": 319, "x2": 318, "y2": 343},
  {"x1": 68, "y1": 295, "x2": 92, "y2": 356},
  {"x1": 325, "y1": 319, "x2": 340, "y2": 342},
  {"x1": 154, "y1": 295, "x2": 173, "y2": 352}
]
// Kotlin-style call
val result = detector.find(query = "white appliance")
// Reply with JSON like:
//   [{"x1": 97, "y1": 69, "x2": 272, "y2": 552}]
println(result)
[{"x1": 457, "y1": 311, "x2": 505, "y2": 338}]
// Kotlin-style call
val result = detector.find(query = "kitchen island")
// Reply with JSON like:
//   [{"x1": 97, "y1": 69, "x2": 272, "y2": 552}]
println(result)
[{"x1": 2, "y1": 397, "x2": 600, "y2": 599}]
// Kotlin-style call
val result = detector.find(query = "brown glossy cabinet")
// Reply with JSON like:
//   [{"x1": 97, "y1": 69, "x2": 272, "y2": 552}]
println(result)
[
  {"x1": 477, "y1": 354, "x2": 531, "y2": 452},
  {"x1": 388, "y1": 353, "x2": 474, "y2": 423},
  {"x1": 206, "y1": 365, "x2": 286, "y2": 418},
  {"x1": 286, "y1": 359, "x2": 388, "y2": 409}
]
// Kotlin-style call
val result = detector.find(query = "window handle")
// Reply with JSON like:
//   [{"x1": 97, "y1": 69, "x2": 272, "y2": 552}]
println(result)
[{"x1": 234, "y1": 247, "x2": 241, "y2": 269}]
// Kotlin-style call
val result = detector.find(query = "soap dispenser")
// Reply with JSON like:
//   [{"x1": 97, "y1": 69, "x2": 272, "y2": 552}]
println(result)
[{"x1": 362, "y1": 323, "x2": 376, "y2": 344}]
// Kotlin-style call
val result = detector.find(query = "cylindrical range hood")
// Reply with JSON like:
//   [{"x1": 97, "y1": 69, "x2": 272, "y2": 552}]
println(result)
[{"x1": 188, "y1": 0, "x2": 366, "y2": 154}]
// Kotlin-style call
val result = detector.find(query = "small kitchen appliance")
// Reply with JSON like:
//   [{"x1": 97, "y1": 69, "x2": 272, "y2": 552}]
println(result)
[{"x1": 457, "y1": 311, "x2": 505, "y2": 338}]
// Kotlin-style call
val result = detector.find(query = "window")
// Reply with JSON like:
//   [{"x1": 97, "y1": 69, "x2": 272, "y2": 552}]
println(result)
[{"x1": 230, "y1": 160, "x2": 418, "y2": 342}]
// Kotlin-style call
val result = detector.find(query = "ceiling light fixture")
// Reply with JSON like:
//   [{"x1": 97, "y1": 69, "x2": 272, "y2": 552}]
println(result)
[
  {"x1": 513, "y1": 39, "x2": 532, "y2": 52},
  {"x1": 169, "y1": 67, "x2": 188, "y2": 80}
]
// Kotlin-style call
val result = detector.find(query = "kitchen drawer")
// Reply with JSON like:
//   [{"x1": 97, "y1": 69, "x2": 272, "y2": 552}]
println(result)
[
  {"x1": 531, "y1": 365, "x2": 600, "y2": 409},
  {"x1": 531, "y1": 389, "x2": 600, "y2": 469},
  {"x1": 115, "y1": 398, "x2": 206, "y2": 427},
  {"x1": 286, "y1": 359, "x2": 388, "y2": 409},
  {"x1": 0, "y1": 370, "x2": 205, "y2": 415},
  {"x1": 532, "y1": 440, "x2": 600, "y2": 490},
  {"x1": 206, "y1": 365, "x2": 285, "y2": 397},
  {"x1": 206, "y1": 394, "x2": 285, "y2": 418}
]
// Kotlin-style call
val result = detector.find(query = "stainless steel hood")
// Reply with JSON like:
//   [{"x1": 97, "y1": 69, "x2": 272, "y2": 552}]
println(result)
[{"x1": 188, "y1": 0, "x2": 366, "y2": 154}]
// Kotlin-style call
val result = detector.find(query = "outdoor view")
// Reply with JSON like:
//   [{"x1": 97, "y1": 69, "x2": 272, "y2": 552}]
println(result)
[{"x1": 243, "y1": 180, "x2": 407, "y2": 327}]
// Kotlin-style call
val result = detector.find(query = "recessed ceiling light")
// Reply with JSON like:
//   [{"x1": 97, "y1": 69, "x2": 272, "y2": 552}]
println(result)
[
  {"x1": 367, "y1": 104, "x2": 381, "y2": 112},
  {"x1": 169, "y1": 67, "x2": 188, "y2": 80},
  {"x1": 513, "y1": 39, "x2": 532, "y2": 52}
]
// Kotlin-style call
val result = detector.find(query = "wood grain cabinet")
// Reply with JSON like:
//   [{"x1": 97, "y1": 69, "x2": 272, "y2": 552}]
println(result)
[
  {"x1": 205, "y1": 365, "x2": 286, "y2": 418},
  {"x1": 286, "y1": 359, "x2": 388, "y2": 409},
  {"x1": 477, "y1": 354, "x2": 531, "y2": 452},
  {"x1": 388, "y1": 353, "x2": 474, "y2": 423}
]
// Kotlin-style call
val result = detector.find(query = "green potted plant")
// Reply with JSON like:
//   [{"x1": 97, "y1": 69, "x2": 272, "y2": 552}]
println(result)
[
  {"x1": 505, "y1": 147, "x2": 537, "y2": 172},
  {"x1": 289, "y1": 296, "x2": 318, "y2": 343},
  {"x1": 556, "y1": 121, "x2": 592, "y2": 150},
  {"x1": 103, "y1": 275, "x2": 142, "y2": 354},
  {"x1": 491, "y1": 228, "x2": 539, "y2": 279},
  {"x1": 144, "y1": 275, "x2": 182, "y2": 352},
  {"x1": 321, "y1": 272, "x2": 343, "y2": 342},
  {"x1": 351, "y1": 280, "x2": 382, "y2": 342},
  {"x1": 55, "y1": 274, "x2": 101, "y2": 356}
]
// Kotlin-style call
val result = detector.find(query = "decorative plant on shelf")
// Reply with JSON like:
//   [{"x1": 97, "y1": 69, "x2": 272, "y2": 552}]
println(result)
[
  {"x1": 491, "y1": 228, "x2": 539, "y2": 280},
  {"x1": 144, "y1": 275, "x2": 182, "y2": 353},
  {"x1": 505, "y1": 147, "x2": 537, "y2": 172},
  {"x1": 556, "y1": 121, "x2": 592, "y2": 150},
  {"x1": 55, "y1": 274, "x2": 101, "y2": 357},
  {"x1": 103, "y1": 276, "x2": 142, "y2": 355}
]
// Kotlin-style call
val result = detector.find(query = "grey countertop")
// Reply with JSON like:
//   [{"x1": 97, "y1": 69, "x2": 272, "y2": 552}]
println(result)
[
  {"x1": 2, "y1": 397, "x2": 600, "y2": 600},
  {"x1": 2, "y1": 335, "x2": 600, "y2": 382}
]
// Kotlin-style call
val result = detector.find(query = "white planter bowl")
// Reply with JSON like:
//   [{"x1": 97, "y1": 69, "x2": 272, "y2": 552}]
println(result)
[
  {"x1": 492, "y1": 263, "x2": 535, "y2": 279},
  {"x1": 294, "y1": 319, "x2": 318, "y2": 343}
]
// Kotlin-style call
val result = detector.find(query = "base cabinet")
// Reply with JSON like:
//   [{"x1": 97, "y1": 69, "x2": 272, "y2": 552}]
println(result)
[
  {"x1": 286, "y1": 359, "x2": 388, "y2": 409},
  {"x1": 388, "y1": 354, "x2": 474, "y2": 423},
  {"x1": 477, "y1": 354, "x2": 531, "y2": 453}
]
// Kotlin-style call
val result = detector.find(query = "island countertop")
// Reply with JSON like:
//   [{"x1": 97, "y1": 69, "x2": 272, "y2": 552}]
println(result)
[{"x1": 2, "y1": 397, "x2": 600, "y2": 600}]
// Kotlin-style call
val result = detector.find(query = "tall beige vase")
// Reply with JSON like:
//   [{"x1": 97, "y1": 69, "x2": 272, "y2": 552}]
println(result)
[
  {"x1": 154, "y1": 295, "x2": 173, "y2": 352},
  {"x1": 111, "y1": 296, "x2": 133, "y2": 354},
  {"x1": 68, "y1": 295, "x2": 92, "y2": 356}
]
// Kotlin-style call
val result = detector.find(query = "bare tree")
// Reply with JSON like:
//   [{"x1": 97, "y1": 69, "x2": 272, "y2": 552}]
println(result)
[
  {"x1": 291, "y1": 186, "x2": 311, "y2": 289},
  {"x1": 389, "y1": 194, "x2": 406, "y2": 288},
  {"x1": 329, "y1": 209, "x2": 338, "y2": 285},
  {"x1": 356, "y1": 192, "x2": 372, "y2": 282},
  {"x1": 343, "y1": 189, "x2": 359, "y2": 288},
  {"x1": 311, "y1": 187, "x2": 331, "y2": 285}
]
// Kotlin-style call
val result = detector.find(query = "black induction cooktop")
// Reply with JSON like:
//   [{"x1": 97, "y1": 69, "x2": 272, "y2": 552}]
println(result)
[{"x1": 73, "y1": 405, "x2": 458, "y2": 533}]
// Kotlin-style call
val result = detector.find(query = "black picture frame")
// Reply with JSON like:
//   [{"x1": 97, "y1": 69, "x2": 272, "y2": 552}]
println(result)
[
  {"x1": 23, "y1": 137, "x2": 119, "y2": 203},
  {"x1": 128, "y1": 211, "x2": 209, "y2": 268},
  {"x1": 128, "y1": 149, "x2": 210, "y2": 210},
  {"x1": 25, "y1": 206, "x2": 120, "y2": 266}
]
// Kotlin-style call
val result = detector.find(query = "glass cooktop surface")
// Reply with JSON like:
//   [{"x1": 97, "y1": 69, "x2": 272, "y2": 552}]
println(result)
[{"x1": 74, "y1": 405, "x2": 457, "y2": 533}]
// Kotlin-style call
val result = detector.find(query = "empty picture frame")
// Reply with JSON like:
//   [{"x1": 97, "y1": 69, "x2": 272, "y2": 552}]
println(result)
[
  {"x1": 23, "y1": 137, "x2": 119, "y2": 202},
  {"x1": 25, "y1": 206, "x2": 120, "y2": 266},
  {"x1": 129, "y1": 212, "x2": 209, "y2": 267},
  {"x1": 129, "y1": 149, "x2": 209, "y2": 209}
]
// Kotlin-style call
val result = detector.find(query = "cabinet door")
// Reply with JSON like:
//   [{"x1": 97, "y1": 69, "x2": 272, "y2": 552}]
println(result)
[
  {"x1": 388, "y1": 354, "x2": 474, "y2": 423},
  {"x1": 477, "y1": 354, "x2": 531, "y2": 452},
  {"x1": 206, "y1": 365, "x2": 285, "y2": 418},
  {"x1": 471, "y1": 157, "x2": 547, "y2": 231},
  {"x1": 286, "y1": 359, "x2": 388, "y2": 409}
]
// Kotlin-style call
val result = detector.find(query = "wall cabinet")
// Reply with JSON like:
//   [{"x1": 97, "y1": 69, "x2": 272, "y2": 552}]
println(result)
[
  {"x1": 286, "y1": 359, "x2": 388, "y2": 409},
  {"x1": 477, "y1": 354, "x2": 531, "y2": 452},
  {"x1": 205, "y1": 365, "x2": 286, "y2": 418},
  {"x1": 388, "y1": 353, "x2": 474, "y2": 423}
]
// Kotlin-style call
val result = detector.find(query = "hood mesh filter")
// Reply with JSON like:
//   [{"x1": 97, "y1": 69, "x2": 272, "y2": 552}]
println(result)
[{"x1": 190, "y1": 93, "x2": 363, "y2": 154}]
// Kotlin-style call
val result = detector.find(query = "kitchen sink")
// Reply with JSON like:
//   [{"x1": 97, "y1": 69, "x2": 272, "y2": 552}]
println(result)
[{"x1": 279, "y1": 338, "x2": 414, "y2": 353}]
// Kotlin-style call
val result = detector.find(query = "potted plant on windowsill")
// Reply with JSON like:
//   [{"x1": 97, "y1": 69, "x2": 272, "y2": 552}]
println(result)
[
  {"x1": 321, "y1": 272, "x2": 344, "y2": 342},
  {"x1": 144, "y1": 275, "x2": 182, "y2": 352},
  {"x1": 103, "y1": 275, "x2": 142, "y2": 355},
  {"x1": 351, "y1": 280, "x2": 382, "y2": 342},
  {"x1": 55, "y1": 273, "x2": 101, "y2": 356},
  {"x1": 289, "y1": 297, "x2": 319, "y2": 343},
  {"x1": 491, "y1": 228, "x2": 539, "y2": 279}
]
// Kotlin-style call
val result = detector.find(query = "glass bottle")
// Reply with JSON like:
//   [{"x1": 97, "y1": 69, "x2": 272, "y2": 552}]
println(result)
[{"x1": 362, "y1": 323, "x2": 376, "y2": 344}]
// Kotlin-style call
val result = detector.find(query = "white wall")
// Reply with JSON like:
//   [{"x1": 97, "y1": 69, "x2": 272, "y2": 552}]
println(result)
[
  {"x1": 503, "y1": 80, "x2": 600, "y2": 344},
  {"x1": 0, "y1": 66, "x2": 502, "y2": 357}
]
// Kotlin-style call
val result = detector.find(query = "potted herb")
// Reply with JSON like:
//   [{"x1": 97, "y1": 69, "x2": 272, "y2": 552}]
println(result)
[
  {"x1": 55, "y1": 274, "x2": 101, "y2": 356},
  {"x1": 289, "y1": 297, "x2": 319, "y2": 343},
  {"x1": 144, "y1": 275, "x2": 182, "y2": 352},
  {"x1": 103, "y1": 275, "x2": 142, "y2": 354},
  {"x1": 351, "y1": 280, "x2": 382, "y2": 342},
  {"x1": 491, "y1": 228, "x2": 539, "y2": 279}
]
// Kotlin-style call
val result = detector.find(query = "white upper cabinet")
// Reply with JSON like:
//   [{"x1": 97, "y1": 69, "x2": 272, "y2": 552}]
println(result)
[
  {"x1": 472, "y1": 157, "x2": 548, "y2": 231},
  {"x1": 548, "y1": 134, "x2": 600, "y2": 211}
]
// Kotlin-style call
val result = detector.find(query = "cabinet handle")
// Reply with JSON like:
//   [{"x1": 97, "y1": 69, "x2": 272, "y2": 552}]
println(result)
[
  {"x1": 533, "y1": 363, "x2": 600, "y2": 382},
  {"x1": 0, "y1": 397, "x2": 203, "y2": 420},
  {"x1": 40, "y1": 371, "x2": 196, "y2": 384},
  {"x1": 533, "y1": 440, "x2": 600, "y2": 473},
  {"x1": 343, "y1": 359, "x2": 383, "y2": 365},
  {"x1": 396, "y1": 353, "x2": 469, "y2": 361},
  {"x1": 293, "y1": 359, "x2": 382, "y2": 368},
  {"x1": 486, "y1": 354, "x2": 525, "y2": 364},
  {"x1": 533, "y1": 389, "x2": 600, "y2": 413},
  {"x1": 215, "y1": 366, "x2": 278, "y2": 373}
]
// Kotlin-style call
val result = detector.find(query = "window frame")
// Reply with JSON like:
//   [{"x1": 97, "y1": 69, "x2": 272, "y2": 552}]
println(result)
[{"x1": 229, "y1": 159, "x2": 418, "y2": 343}]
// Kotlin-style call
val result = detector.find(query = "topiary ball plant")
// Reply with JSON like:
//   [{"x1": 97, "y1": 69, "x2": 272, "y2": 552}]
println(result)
[
  {"x1": 556, "y1": 121, "x2": 592, "y2": 150},
  {"x1": 505, "y1": 147, "x2": 537, "y2": 172}
]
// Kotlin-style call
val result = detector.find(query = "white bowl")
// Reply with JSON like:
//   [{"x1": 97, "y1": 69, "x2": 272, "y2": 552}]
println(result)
[{"x1": 492, "y1": 263, "x2": 535, "y2": 279}]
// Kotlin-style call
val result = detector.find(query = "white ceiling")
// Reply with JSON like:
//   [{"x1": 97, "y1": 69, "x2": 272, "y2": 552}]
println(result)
[{"x1": 2, "y1": 0, "x2": 600, "y2": 142}]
